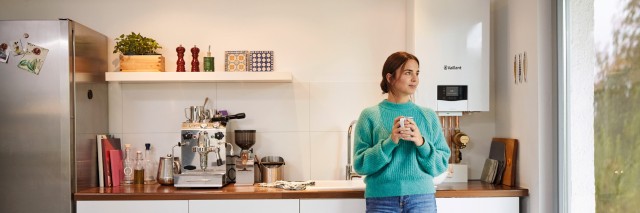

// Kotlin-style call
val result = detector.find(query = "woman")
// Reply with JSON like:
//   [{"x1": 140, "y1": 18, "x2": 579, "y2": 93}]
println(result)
[{"x1": 353, "y1": 51, "x2": 450, "y2": 213}]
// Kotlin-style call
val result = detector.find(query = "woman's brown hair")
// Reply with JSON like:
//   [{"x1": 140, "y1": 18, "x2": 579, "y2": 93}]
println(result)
[{"x1": 380, "y1": 51, "x2": 419, "y2": 94}]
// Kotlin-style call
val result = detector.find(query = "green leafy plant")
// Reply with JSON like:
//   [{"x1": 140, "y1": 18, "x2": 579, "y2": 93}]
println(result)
[{"x1": 113, "y1": 32, "x2": 162, "y2": 55}]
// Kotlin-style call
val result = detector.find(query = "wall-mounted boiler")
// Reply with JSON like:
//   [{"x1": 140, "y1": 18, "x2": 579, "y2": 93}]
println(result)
[{"x1": 407, "y1": 0, "x2": 490, "y2": 115}]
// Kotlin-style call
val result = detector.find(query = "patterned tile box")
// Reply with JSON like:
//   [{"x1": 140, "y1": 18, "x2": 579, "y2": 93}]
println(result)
[
  {"x1": 225, "y1": 50, "x2": 249, "y2": 72},
  {"x1": 248, "y1": 51, "x2": 274, "y2": 72}
]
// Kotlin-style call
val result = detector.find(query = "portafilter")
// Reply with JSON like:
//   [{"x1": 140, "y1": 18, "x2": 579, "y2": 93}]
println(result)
[{"x1": 210, "y1": 112, "x2": 246, "y2": 126}]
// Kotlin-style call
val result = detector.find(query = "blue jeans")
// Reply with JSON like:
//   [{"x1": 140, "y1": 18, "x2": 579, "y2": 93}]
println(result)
[{"x1": 366, "y1": 193, "x2": 437, "y2": 213}]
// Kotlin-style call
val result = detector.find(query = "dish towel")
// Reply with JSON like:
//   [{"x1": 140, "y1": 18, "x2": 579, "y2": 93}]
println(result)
[{"x1": 257, "y1": 180, "x2": 315, "y2": 190}]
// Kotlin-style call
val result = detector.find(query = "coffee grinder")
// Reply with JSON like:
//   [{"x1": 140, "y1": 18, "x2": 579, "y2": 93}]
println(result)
[{"x1": 234, "y1": 130, "x2": 256, "y2": 185}]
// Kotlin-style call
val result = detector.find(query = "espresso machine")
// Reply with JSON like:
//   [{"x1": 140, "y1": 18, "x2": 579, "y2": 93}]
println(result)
[
  {"x1": 233, "y1": 130, "x2": 257, "y2": 185},
  {"x1": 174, "y1": 100, "x2": 245, "y2": 188}
]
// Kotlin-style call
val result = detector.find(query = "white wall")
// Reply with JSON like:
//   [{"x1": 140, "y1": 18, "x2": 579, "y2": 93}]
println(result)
[{"x1": 492, "y1": 0, "x2": 555, "y2": 212}]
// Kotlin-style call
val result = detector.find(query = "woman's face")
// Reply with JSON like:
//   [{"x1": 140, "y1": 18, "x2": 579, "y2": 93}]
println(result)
[{"x1": 388, "y1": 59, "x2": 420, "y2": 96}]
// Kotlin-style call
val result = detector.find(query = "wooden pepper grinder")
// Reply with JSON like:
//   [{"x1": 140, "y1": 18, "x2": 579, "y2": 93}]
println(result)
[
  {"x1": 191, "y1": 45, "x2": 200, "y2": 72},
  {"x1": 176, "y1": 45, "x2": 186, "y2": 72}
]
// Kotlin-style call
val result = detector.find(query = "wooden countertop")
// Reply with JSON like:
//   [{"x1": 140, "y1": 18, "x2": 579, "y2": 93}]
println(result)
[{"x1": 74, "y1": 180, "x2": 528, "y2": 201}]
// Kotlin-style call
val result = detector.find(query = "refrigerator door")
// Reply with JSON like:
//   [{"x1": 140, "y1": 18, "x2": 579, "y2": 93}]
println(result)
[
  {"x1": 0, "y1": 20, "x2": 73, "y2": 213},
  {"x1": 72, "y1": 21, "x2": 109, "y2": 191},
  {"x1": 0, "y1": 20, "x2": 107, "y2": 213}
]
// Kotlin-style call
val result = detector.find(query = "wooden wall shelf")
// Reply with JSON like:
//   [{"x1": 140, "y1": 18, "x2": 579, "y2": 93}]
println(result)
[{"x1": 105, "y1": 72, "x2": 292, "y2": 83}]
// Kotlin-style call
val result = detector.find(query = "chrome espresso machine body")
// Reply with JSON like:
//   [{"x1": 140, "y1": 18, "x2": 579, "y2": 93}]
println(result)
[
  {"x1": 174, "y1": 122, "x2": 229, "y2": 188},
  {"x1": 174, "y1": 107, "x2": 245, "y2": 188}
]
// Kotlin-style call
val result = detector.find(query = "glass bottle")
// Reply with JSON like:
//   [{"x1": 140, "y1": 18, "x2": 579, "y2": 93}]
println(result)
[
  {"x1": 134, "y1": 151, "x2": 144, "y2": 185},
  {"x1": 144, "y1": 143, "x2": 156, "y2": 184},
  {"x1": 123, "y1": 144, "x2": 134, "y2": 185}
]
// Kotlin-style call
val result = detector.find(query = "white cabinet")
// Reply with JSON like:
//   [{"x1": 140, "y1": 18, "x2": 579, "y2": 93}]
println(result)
[
  {"x1": 189, "y1": 199, "x2": 299, "y2": 213},
  {"x1": 77, "y1": 200, "x2": 188, "y2": 213},
  {"x1": 437, "y1": 197, "x2": 519, "y2": 213},
  {"x1": 296, "y1": 197, "x2": 518, "y2": 213},
  {"x1": 77, "y1": 197, "x2": 519, "y2": 213},
  {"x1": 299, "y1": 199, "x2": 366, "y2": 213}
]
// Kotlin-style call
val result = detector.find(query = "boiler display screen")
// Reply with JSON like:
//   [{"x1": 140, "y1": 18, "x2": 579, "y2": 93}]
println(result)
[
  {"x1": 437, "y1": 85, "x2": 468, "y2": 101},
  {"x1": 446, "y1": 87, "x2": 459, "y2": 96}
]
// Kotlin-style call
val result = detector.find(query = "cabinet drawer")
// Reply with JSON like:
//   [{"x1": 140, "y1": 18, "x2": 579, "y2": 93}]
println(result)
[
  {"x1": 77, "y1": 200, "x2": 188, "y2": 213},
  {"x1": 300, "y1": 199, "x2": 365, "y2": 213},
  {"x1": 189, "y1": 199, "x2": 299, "y2": 213}
]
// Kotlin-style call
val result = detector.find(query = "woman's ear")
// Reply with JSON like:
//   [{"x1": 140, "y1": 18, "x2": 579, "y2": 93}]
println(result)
[{"x1": 386, "y1": 73, "x2": 392, "y2": 84}]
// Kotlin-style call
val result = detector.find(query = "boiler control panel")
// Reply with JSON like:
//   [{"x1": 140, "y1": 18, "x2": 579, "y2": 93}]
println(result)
[{"x1": 437, "y1": 85, "x2": 468, "y2": 101}]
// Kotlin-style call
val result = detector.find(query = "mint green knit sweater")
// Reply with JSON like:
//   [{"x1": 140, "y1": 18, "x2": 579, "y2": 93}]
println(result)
[{"x1": 353, "y1": 100, "x2": 451, "y2": 198}]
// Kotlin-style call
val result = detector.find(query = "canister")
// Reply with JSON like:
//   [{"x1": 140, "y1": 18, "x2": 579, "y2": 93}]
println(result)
[
  {"x1": 260, "y1": 156, "x2": 285, "y2": 183},
  {"x1": 204, "y1": 57, "x2": 214, "y2": 72}
]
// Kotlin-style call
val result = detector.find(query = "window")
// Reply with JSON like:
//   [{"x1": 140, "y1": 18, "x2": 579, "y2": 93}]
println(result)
[
  {"x1": 594, "y1": 0, "x2": 640, "y2": 212},
  {"x1": 561, "y1": 0, "x2": 640, "y2": 212}
]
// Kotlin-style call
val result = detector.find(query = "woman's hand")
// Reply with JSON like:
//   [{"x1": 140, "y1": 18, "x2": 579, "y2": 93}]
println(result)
[
  {"x1": 400, "y1": 117, "x2": 424, "y2": 146},
  {"x1": 391, "y1": 116, "x2": 424, "y2": 146},
  {"x1": 391, "y1": 116, "x2": 404, "y2": 144}
]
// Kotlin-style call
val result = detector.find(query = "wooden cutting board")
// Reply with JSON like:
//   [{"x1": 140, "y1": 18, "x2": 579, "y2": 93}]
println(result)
[{"x1": 492, "y1": 138, "x2": 518, "y2": 186}]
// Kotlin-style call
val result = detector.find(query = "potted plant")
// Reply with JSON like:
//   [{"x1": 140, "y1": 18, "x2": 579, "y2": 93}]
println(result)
[{"x1": 113, "y1": 32, "x2": 165, "y2": 72}]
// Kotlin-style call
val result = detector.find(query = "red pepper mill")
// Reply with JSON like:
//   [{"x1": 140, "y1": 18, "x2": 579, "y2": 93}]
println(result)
[
  {"x1": 191, "y1": 45, "x2": 200, "y2": 72},
  {"x1": 176, "y1": 45, "x2": 186, "y2": 72}
]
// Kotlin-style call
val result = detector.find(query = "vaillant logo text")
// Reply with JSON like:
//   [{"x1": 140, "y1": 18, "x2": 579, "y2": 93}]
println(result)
[{"x1": 444, "y1": 65, "x2": 462, "y2": 70}]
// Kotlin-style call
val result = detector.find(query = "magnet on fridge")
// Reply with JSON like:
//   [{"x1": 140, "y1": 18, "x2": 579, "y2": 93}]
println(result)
[
  {"x1": 0, "y1": 43, "x2": 8, "y2": 63},
  {"x1": 17, "y1": 42, "x2": 49, "y2": 75},
  {"x1": 11, "y1": 39, "x2": 25, "y2": 56}
]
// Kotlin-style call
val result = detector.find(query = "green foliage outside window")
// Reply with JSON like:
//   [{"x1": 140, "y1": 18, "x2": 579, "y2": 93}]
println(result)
[{"x1": 595, "y1": 0, "x2": 640, "y2": 212}]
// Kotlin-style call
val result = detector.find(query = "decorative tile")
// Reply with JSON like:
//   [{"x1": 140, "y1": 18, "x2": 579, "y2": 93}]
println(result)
[
  {"x1": 248, "y1": 51, "x2": 274, "y2": 72},
  {"x1": 225, "y1": 51, "x2": 249, "y2": 72}
]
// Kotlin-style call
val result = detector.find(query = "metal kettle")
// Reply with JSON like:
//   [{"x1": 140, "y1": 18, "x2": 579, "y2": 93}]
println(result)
[{"x1": 157, "y1": 155, "x2": 181, "y2": 185}]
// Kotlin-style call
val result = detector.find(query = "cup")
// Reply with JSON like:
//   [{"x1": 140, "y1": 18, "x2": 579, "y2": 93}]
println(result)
[
  {"x1": 184, "y1": 106, "x2": 205, "y2": 123},
  {"x1": 399, "y1": 117, "x2": 413, "y2": 128},
  {"x1": 200, "y1": 108, "x2": 213, "y2": 123},
  {"x1": 184, "y1": 106, "x2": 196, "y2": 122}
]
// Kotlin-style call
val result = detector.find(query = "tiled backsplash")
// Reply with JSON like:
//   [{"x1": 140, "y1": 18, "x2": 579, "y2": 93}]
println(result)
[{"x1": 109, "y1": 82, "x2": 385, "y2": 181}]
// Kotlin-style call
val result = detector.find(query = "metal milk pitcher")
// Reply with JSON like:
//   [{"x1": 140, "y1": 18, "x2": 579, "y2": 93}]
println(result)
[
  {"x1": 184, "y1": 106, "x2": 204, "y2": 123},
  {"x1": 157, "y1": 155, "x2": 180, "y2": 185}
]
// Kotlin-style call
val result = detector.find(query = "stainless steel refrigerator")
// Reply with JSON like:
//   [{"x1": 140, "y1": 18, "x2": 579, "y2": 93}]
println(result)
[{"x1": 0, "y1": 19, "x2": 108, "y2": 213}]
